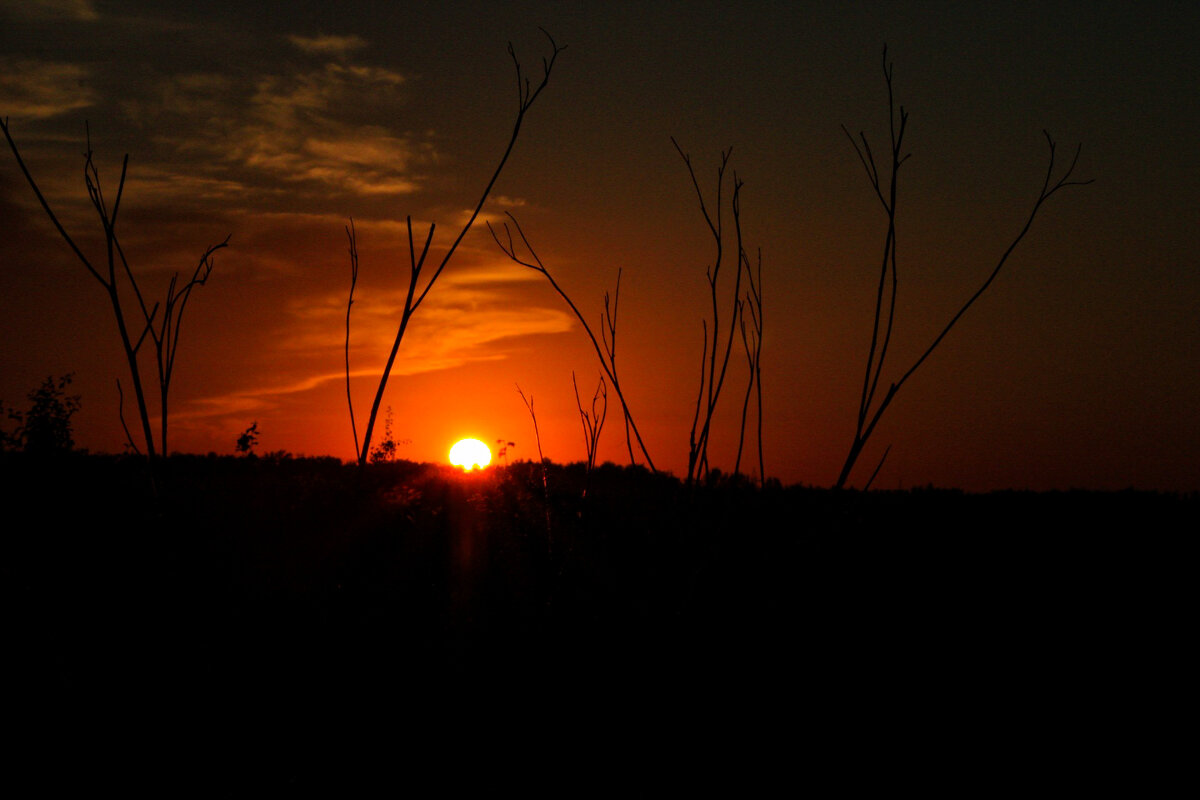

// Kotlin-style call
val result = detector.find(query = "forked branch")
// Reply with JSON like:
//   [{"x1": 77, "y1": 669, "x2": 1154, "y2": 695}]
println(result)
[
  {"x1": 573, "y1": 371, "x2": 607, "y2": 497},
  {"x1": 349, "y1": 31, "x2": 565, "y2": 466},
  {"x1": 490, "y1": 214, "x2": 656, "y2": 471},
  {"x1": 835, "y1": 48, "x2": 1092, "y2": 489},
  {"x1": 672, "y1": 138, "x2": 749, "y2": 484},
  {"x1": 2, "y1": 118, "x2": 227, "y2": 463},
  {"x1": 517, "y1": 383, "x2": 552, "y2": 546}
]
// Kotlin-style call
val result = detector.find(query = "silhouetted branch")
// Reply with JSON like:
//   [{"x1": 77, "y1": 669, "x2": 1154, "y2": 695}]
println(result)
[
  {"x1": 735, "y1": 248, "x2": 764, "y2": 484},
  {"x1": 673, "y1": 139, "x2": 749, "y2": 484},
  {"x1": 344, "y1": 219, "x2": 360, "y2": 458},
  {"x1": 863, "y1": 444, "x2": 891, "y2": 491},
  {"x1": 145, "y1": 235, "x2": 228, "y2": 454},
  {"x1": 600, "y1": 270, "x2": 637, "y2": 465},
  {"x1": 3, "y1": 119, "x2": 228, "y2": 464},
  {"x1": 573, "y1": 371, "x2": 607, "y2": 499},
  {"x1": 489, "y1": 213, "x2": 656, "y2": 471},
  {"x1": 351, "y1": 31, "x2": 564, "y2": 466},
  {"x1": 688, "y1": 320, "x2": 708, "y2": 476},
  {"x1": 1, "y1": 118, "x2": 105, "y2": 287},
  {"x1": 835, "y1": 50, "x2": 1092, "y2": 489},
  {"x1": 517, "y1": 383, "x2": 552, "y2": 548},
  {"x1": 116, "y1": 379, "x2": 141, "y2": 456}
]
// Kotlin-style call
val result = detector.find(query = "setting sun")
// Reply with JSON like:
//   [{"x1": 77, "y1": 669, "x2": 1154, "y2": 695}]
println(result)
[{"x1": 449, "y1": 438, "x2": 492, "y2": 471}]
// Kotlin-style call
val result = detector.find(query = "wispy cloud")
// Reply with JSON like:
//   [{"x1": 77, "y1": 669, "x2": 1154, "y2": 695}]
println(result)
[
  {"x1": 10, "y1": 0, "x2": 99, "y2": 21},
  {"x1": 172, "y1": 233, "x2": 572, "y2": 422},
  {"x1": 147, "y1": 60, "x2": 428, "y2": 199},
  {"x1": 180, "y1": 266, "x2": 574, "y2": 417},
  {"x1": 177, "y1": 368, "x2": 371, "y2": 421},
  {"x1": 0, "y1": 60, "x2": 94, "y2": 119},
  {"x1": 282, "y1": 277, "x2": 572, "y2": 360},
  {"x1": 287, "y1": 34, "x2": 368, "y2": 58}
]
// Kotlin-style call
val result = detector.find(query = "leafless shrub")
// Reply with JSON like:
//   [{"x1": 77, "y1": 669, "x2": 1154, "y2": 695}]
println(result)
[
  {"x1": 517, "y1": 383, "x2": 552, "y2": 547},
  {"x1": 572, "y1": 370, "x2": 607, "y2": 496},
  {"x1": 493, "y1": 142, "x2": 763, "y2": 486},
  {"x1": 490, "y1": 217, "x2": 655, "y2": 470},
  {"x1": 1, "y1": 119, "x2": 228, "y2": 462},
  {"x1": 671, "y1": 138, "x2": 754, "y2": 485}
]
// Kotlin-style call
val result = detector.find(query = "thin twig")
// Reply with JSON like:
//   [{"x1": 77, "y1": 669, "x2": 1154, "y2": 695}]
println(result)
[
  {"x1": 489, "y1": 214, "x2": 656, "y2": 471},
  {"x1": 345, "y1": 219, "x2": 360, "y2": 457}
]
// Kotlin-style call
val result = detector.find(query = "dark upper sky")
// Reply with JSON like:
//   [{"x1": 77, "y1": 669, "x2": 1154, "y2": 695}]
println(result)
[{"x1": 2, "y1": 0, "x2": 1197, "y2": 490}]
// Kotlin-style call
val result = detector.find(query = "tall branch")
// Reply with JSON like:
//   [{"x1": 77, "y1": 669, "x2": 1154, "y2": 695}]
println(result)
[
  {"x1": 489, "y1": 214, "x2": 656, "y2": 471},
  {"x1": 573, "y1": 371, "x2": 607, "y2": 499},
  {"x1": 351, "y1": 30, "x2": 565, "y2": 466},
  {"x1": 344, "y1": 220, "x2": 361, "y2": 458},
  {"x1": 3, "y1": 118, "x2": 227, "y2": 464},
  {"x1": 673, "y1": 139, "x2": 749, "y2": 484},
  {"x1": 835, "y1": 49, "x2": 1092, "y2": 489},
  {"x1": 735, "y1": 247, "x2": 764, "y2": 484}
]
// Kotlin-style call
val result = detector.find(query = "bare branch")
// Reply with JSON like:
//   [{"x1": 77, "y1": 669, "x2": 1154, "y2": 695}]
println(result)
[
  {"x1": 1, "y1": 118, "x2": 107, "y2": 287},
  {"x1": 835, "y1": 50, "x2": 1091, "y2": 489},
  {"x1": 891, "y1": 132, "x2": 1091, "y2": 395},
  {"x1": 517, "y1": 383, "x2": 552, "y2": 546},
  {"x1": 573, "y1": 370, "x2": 607, "y2": 487},
  {"x1": 345, "y1": 219, "x2": 360, "y2": 458},
  {"x1": 676, "y1": 142, "x2": 749, "y2": 484},
  {"x1": 863, "y1": 444, "x2": 891, "y2": 491},
  {"x1": 491, "y1": 214, "x2": 656, "y2": 471},
  {"x1": 735, "y1": 246, "x2": 764, "y2": 483},
  {"x1": 4, "y1": 122, "x2": 224, "y2": 464},
  {"x1": 116, "y1": 379, "x2": 141, "y2": 457},
  {"x1": 354, "y1": 32, "x2": 564, "y2": 466}
]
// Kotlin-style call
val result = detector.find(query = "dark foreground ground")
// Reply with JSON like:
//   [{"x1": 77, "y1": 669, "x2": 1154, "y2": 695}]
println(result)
[{"x1": 1, "y1": 452, "x2": 1192, "y2": 780}]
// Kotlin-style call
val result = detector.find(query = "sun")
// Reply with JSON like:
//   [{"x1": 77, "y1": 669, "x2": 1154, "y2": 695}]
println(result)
[{"x1": 449, "y1": 438, "x2": 492, "y2": 471}]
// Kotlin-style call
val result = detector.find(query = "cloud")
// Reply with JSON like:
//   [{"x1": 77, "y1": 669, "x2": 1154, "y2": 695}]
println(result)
[
  {"x1": 177, "y1": 369, "x2": 364, "y2": 421},
  {"x1": 0, "y1": 60, "x2": 94, "y2": 119},
  {"x1": 188, "y1": 268, "x2": 574, "y2": 415},
  {"x1": 282, "y1": 279, "x2": 572, "y2": 358},
  {"x1": 287, "y1": 34, "x2": 368, "y2": 58},
  {"x1": 180, "y1": 61, "x2": 426, "y2": 198},
  {"x1": 440, "y1": 263, "x2": 545, "y2": 287},
  {"x1": 10, "y1": 0, "x2": 99, "y2": 21},
  {"x1": 232, "y1": 125, "x2": 422, "y2": 196},
  {"x1": 126, "y1": 166, "x2": 250, "y2": 204}
]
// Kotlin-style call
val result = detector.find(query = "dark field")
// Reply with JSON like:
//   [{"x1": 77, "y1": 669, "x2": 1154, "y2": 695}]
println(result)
[{"x1": 2, "y1": 452, "x2": 1191, "y2": 772}]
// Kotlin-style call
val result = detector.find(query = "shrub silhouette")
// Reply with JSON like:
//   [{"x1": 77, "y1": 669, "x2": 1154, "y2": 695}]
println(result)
[
  {"x1": 1, "y1": 374, "x2": 82, "y2": 454},
  {"x1": 235, "y1": 422, "x2": 259, "y2": 457},
  {"x1": 671, "y1": 139, "x2": 760, "y2": 485},
  {"x1": 1, "y1": 120, "x2": 228, "y2": 463}
]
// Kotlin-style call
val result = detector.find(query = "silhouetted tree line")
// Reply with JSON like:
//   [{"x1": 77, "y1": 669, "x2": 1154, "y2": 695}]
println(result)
[{"x1": 1, "y1": 451, "x2": 1191, "y2": 714}]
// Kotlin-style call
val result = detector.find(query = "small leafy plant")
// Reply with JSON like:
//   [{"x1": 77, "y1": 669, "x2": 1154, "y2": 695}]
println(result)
[
  {"x1": 0, "y1": 374, "x2": 82, "y2": 454},
  {"x1": 235, "y1": 421, "x2": 259, "y2": 457}
]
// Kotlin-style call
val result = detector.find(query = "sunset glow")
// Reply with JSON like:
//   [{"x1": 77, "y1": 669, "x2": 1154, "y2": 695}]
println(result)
[
  {"x1": 0, "y1": 4, "x2": 1193, "y2": 491},
  {"x1": 449, "y1": 439, "x2": 491, "y2": 471}
]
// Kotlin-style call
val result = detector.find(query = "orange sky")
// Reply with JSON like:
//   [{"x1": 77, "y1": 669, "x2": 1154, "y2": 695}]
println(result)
[{"x1": 2, "y1": 2, "x2": 1198, "y2": 490}]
